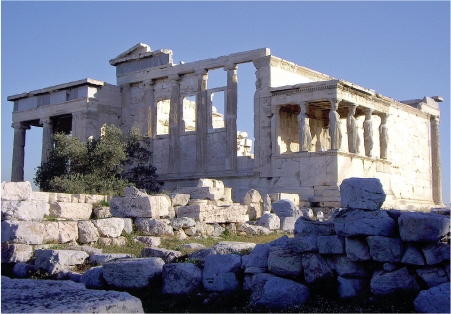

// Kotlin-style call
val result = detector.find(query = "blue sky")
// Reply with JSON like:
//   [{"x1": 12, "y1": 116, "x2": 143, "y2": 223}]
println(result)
[{"x1": 1, "y1": 1, "x2": 449, "y2": 205}]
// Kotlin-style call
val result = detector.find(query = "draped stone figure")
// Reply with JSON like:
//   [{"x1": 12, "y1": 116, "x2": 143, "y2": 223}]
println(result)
[
  {"x1": 363, "y1": 109, "x2": 373, "y2": 157},
  {"x1": 311, "y1": 109, "x2": 324, "y2": 152},
  {"x1": 298, "y1": 102, "x2": 312, "y2": 152},
  {"x1": 347, "y1": 105, "x2": 360, "y2": 154},
  {"x1": 379, "y1": 114, "x2": 388, "y2": 159},
  {"x1": 328, "y1": 99, "x2": 342, "y2": 150}
]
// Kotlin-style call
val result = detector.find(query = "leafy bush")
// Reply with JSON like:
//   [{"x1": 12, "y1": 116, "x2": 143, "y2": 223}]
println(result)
[{"x1": 34, "y1": 124, "x2": 160, "y2": 196}]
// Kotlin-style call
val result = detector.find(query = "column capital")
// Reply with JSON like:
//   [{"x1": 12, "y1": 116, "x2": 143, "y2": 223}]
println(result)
[
  {"x1": 224, "y1": 63, "x2": 237, "y2": 71},
  {"x1": 431, "y1": 115, "x2": 440, "y2": 123},
  {"x1": 11, "y1": 122, "x2": 30, "y2": 130},
  {"x1": 168, "y1": 74, "x2": 181, "y2": 82},
  {"x1": 194, "y1": 68, "x2": 208, "y2": 76},
  {"x1": 364, "y1": 108, "x2": 373, "y2": 118},
  {"x1": 329, "y1": 98, "x2": 342, "y2": 110}
]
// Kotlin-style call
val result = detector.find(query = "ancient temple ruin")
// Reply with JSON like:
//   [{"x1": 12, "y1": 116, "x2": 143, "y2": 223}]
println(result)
[{"x1": 8, "y1": 43, "x2": 443, "y2": 209}]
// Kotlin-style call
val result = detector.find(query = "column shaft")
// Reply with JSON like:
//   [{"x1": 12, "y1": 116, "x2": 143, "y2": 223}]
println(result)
[
  {"x1": 144, "y1": 80, "x2": 156, "y2": 138},
  {"x1": 225, "y1": 64, "x2": 238, "y2": 171},
  {"x1": 169, "y1": 75, "x2": 181, "y2": 173},
  {"x1": 379, "y1": 114, "x2": 388, "y2": 159},
  {"x1": 363, "y1": 108, "x2": 374, "y2": 157},
  {"x1": 431, "y1": 116, "x2": 443, "y2": 206},
  {"x1": 328, "y1": 99, "x2": 342, "y2": 150},
  {"x1": 195, "y1": 70, "x2": 208, "y2": 172},
  {"x1": 298, "y1": 102, "x2": 312, "y2": 152},
  {"x1": 11, "y1": 122, "x2": 30, "y2": 182},
  {"x1": 41, "y1": 118, "x2": 53, "y2": 165}
]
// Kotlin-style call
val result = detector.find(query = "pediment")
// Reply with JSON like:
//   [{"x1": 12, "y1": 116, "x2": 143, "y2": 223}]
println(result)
[{"x1": 114, "y1": 43, "x2": 151, "y2": 60}]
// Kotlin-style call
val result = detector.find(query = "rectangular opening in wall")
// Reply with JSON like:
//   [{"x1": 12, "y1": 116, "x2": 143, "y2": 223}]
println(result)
[
  {"x1": 156, "y1": 99, "x2": 170, "y2": 135},
  {"x1": 207, "y1": 68, "x2": 226, "y2": 89},
  {"x1": 209, "y1": 90, "x2": 225, "y2": 129},
  {"x1": 237, "y1": 62, "x2": 256, "y2": 157},
  {"x1": 182, "y1": 95, "x2": 196, "y2": 132}
]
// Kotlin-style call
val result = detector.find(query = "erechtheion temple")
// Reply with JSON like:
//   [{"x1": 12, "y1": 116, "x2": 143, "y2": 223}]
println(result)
[{"x1": 8, "y1": 44, "x2": 443, "y2": 209}]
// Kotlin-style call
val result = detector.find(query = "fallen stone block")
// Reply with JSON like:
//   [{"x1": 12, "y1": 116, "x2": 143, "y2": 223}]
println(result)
[
  {"x1": 80, "y1": 266, "x2": 106, "y2": 289},
  {"x1": 370, "y1": 267, "x2": 420, "y2": 296},
  {"x1": 288, "y1": 236, "x2": 319, "y2": 253},
  {"x1": 272, "y1": 199, "x2": 302, "y2": 218},
  {"x1": 367, "y1": 236, "x2": 403, "y2": 262},
  {"x1": 1, "y1": 220, "x2": 44, "y2": 244},
  {"x1": 332, "y1": 255, "x2": 369, "y2": 277},
  {"x1": 92, "y1": 218, "x2": 124, "y2": 237},
  {"x1": 294, "y1": 217, "x2": 335, "y2": 237},
  {"x1": 301, "y1": 252, "x2": 334, "y2": 284},
  {"x1": 135, "y1": 218, "x2": 174, "y2": 236},
  {"x1": 34, "y1": 249, "x2": 89, "y2": 274},
  {"x1": 255, "y1": 213, "x2": 280, "y2": 230},
  {"x1": 1, "y1": 181, "x2": 32, "y2": 201},
  {"x1": 162, "y1": 263, "x2": 203, "y2": 294},
  {"x1": 12, "y1": 262, "x2": 38, "y2": 278},
  {"x1": 398, "y1": 212, "x2": 450, "y2": 242},
  {"x1": 133, "y1": 236, "x2": 161, "y2": 247},
  {"x1": 267, "y1": 246, "x2": 303, "y2": 278},
  {"x1": 202, "y1": 254, "x2": 241, "y2": 292},
  {"x1": 85, "y1": 194, "x2": 106, "y2": 204},
  {"x1": 237, "y1": 222, "x2": 271, "y2": 235},
  {"x1": 317, "y1": 235, "x2": 345, "y2": 255},
  {"x1": 421, "y1": 242, "x2": 450, "y2": 265},
  {"x1": 333, "y1": 208, "x2": 396, "y2": 237},
  {"x1": 93, "y1": 206, "x2": 112, "y2": 218},
  {"x1": 280, "y1": 216, "x2": 298, "y2": 232},
  {"x1": 401, "y1": 244, "x2": 425, "y2": 265},
  {"x1": 168, "y1": 193, "x2": 191, "y2": 207},
  {"x1": 340, "y1": 177, "x2": 386, "y2": 210},
  {"x1": 1, "y1": 243, "x2": 33, "y2": 263},
  {"x1": 243, "y1": 243, "x2": 270, "y2": 269},
  {"x1": 102, "y1": 257, "x2": 165, "y2": 289},
  {"x1": 1, "y1": 200, "x2": 49, "y2": 221},
  {"x1": 89, "y1": 253, "x2": 134, "y2": 266},
  {"x1": 413, "y1": 282, "x2": 450, "y2": 313},
  {"x1": 177, "y1": 204, "x2": 249, "y2": 223},
  {"x1": 337, "y1": 276, "x2": 369, "y2": 299},
  {"x1": 1, "y1": 277, "x2": 144, "y2": 313},
  {"x1": 250, "y1": 276, "x2": 310, "y2": 310},
  {"x1": 110, "y1": 187, "x2": 170, "y2": 218},
  {"x1": 188, "y1": 241, "x2": 256, "y2": 264},
  {"x1": 31, "y1": 191, "x2": 50, "y2": 202},
  {"x1": 140, "y1": 247, "x2": 183, "y2": 263},
  {"x1": 171, "y1": 217, "x2": 196, "y2": 230},
  {"x1": 122, "y1": 218, "x2": 133, "y2": 234},
  {"x1": 49, "y1": 202, "x2": 92, "y2": 220},
  {"x1": 416, "y1": 266, "x2": 449, "y2": 288},
  {"x1": 345, "y1": 237, "x2": 371, "y2": 261},
  {"x1": 77, "y1": 220, "x2": 100, "y2": 244},
  {"x1": 42, "y1": 221, "x2": 79, "y2": 244}
]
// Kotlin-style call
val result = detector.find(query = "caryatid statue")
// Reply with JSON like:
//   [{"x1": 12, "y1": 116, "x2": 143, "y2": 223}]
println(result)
[
  {"x1": 346, "y1": 104, "x2": 360, "y2": 154},
  {"x1": 363, "y1": 108, "x2": 374, "y2": 157},
  {"x1": 298, "y1": 102, "x2": 312, "y2": 152},
  {"x1": 328, "y1": 99, "x2": 342, "y2": 150},
  {"x1": 379, "y1": 114, "x2": 389, "y2": 159}
]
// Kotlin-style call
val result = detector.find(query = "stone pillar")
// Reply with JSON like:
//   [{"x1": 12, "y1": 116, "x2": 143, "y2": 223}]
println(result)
[
  {"x1": 195, "y1": 69, "x2": 208, "y2": 172},
  {"x1": 346, "y1": 104, "x2": 359, "y2": 154},
  {"x1": 298, "y1": 102, "x2": 312, "y2": 152},
  {"x1": 144, "y1": 80, "x2": 155, "y2": 138},
  {"x1": 11, "y1": 122, "x2": 30, "y2": 182},
  {"x1": 363, "y1": 108, "x2": 374, "y2": 157},
  {"x1": 224, "y1": 63, "x2": 238, "y2": 171},
  {"x1": 169, "y1": 74, "x2": 181, "y2": 173},
  {"x1": 379, "y1": 113, "x2": 388, "y2": 159},
  {"x1": 40, "y1": 118, "x2": 53, "y2": 165},
  {"x1": 430, "y1": 116, "x2": 443, "y2": 206},
  {"x1": 328, "y1": 98, "x2": 342, "y2": 150},
  {"x1": 121, "y1": 84, "x2": 131, "y2": 132},
  {"x1": 313, "y1": 109, "x2": 325, "y2": 152}
]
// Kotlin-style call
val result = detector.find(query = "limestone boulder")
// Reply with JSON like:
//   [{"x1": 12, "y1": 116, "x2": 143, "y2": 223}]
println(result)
[
  {"x1": 415, "y1": 266, "x2": 449, "y2": 288},
  {"x1": 367, "y1": 236, "x2": 403, "y2": 262},
  {"x1": 122, "y1": 218, "x2": 133, "y2": 234},
  {"x1": 80, "y1": 266, "x2": 106, "y2": 289},
  {"x1": 1, "y1": 277, "x2": 144, "y2": 313},
  {"x1": 133, "y1": 236, "x2": 161, "y2": 247},
  {"x1": 421, "y1": 243, "x2": 450, "y2": 265},
  {"x1": 168, "y1": 193, "x2": 190, "y2": 207},
  {"x1": 279, "y1": 217, "x2": 298, "y2": 232},
  {"x1": 177, "y1": 204, "x2": 249, "y2": 223},
  {"x1": 1, "y1": 220, "x2": 44, "y2": 244},
  {"x1": 93, "y1": 206, "x2": 112, "y2": 218},
  {"x1": 140, "y1": 247, "x2": 183, "y2": 263},
  {"x1": 294, "y1": 217, "x2": 335, "y2": 237},
  {"x1": 175, "y1": 185, "x2": 223, "y2": 201},
  {"x1": 237, "y1": 222, "x2": 271, "y2": 235},
  {"x1": 89, "y1": 253, "x2": 134, "y2": 266},
  {"x1": 413, "y1": 282, "x2": 450, "y2": 313},
  {"x1": 162, "y1": 263, "x2": 203, "y2": 294},
  {"x1": 13, "y1": 262, "x2": 38, "y2": 278},
  {"x1": 42, "y1": 221, "x2": 78, "y2": 244},
  {"x1": 135, "y1": 218, "x2": 174, "y2": 236},
  {"x1": 102, "y1": 257, "x2": 165, "y2": 289},
  {"x1": 1, "y1": 200, "x2": 49, "y2": 221},
  {"x1": 332, "y1": 255, "x2": 369, "y2": 277},
  {"x1": 188, "y1": 241, "x2": 256, "y2": 264},
  {"x1": 31, "y1": 191, "x2": 50, "y2": 202},
  {"x1": 301, "y1": 253, "x2": 334, "y2": 284},
  {"x1": 250, "y1": 276, "x2": 310, "y2": 310},
  {"x1": 110, "y1": 187, "x2": 170, "y2": 218},
  {"x1": 243, "y1": 243, "x2": 270, "y2": 269},
  {"x1": 181, "y1": 243, "x2": 206, "y2": 251},
  {"x1": 398, "y1": 212, "x2": 450, "y2": 242},
  {"x1": 401, "y1": 244, "x2": 425, "y2": 265},
  {"x1": 85, "y1": 194, "x2": 107, "y2": 204},
  {"x1": 202, "y1": 254, "x2": 241, "y2": 292},
  {"x1": 1, "y1": 243, "x2": 33, "y2": 263},
  {"x1": 49, "y1": 202, "x2": 92, "y2": 220},
  {"x1": 337, "y1": 276, "x2": 369, "y2": 299},
  {"x1": 370, "y1": 267, "x2": 420, "y2": 296},
  {"x1": 171, "y1": 217, "x2": 196, "y2": 230},
  {"x1": 1, "y1": 181, "x2": 32, "y2": 201},
  {"x1": 77, "y1": 220, "x2": 100, "y2": 244},
  {"x1": 333, "y1": 208, "x2": 396, "y2": 237},
  {"x1": 267, "y1": 246, "x2": 303, "y2": 278},
  {"x1": 34, "y1": 249, "x2": 89, "y2": 274},
  {"x1": 317, "y1": 235, "x2": 345, "y2": 255},
  {"x1": 288, "y1": 236, "x2": 319, "y2": 253},
  {"x1": 340, "y1": 177, "x2": 386, "y2": 210},
  {"x1": 255, "y1": 213, "x2": 280, "y2": 230},
  {"x1": 345, "y1": 237, "x2": 371, "y2": 261},
  {"x1": 272, "y1": 199, "x2": 302, "y2": 218},
  {"x1": 92, "y1": 218, "x2": 124, "y2": 237}
]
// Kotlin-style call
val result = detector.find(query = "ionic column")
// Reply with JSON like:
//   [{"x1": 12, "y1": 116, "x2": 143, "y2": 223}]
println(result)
[
  {"x1": 328, "y1": 98, "x2": 342, "y2": 150},
  {"x1": 363, "y1": 108, "x2": 374, "y2": 157},
  {"x1": 11, "y1": 122, "x2": 30, "y2": 182},
  {"x1": 168, "y1": 74, "x2": 181, "y2": 173},
  {"x1": 144, "y1": 79, "x2": 155, "y2": 138},
  {"x1": 298, "y1": 102, "x2": 312, "y2": 152},
  {"x1": 431, "y1": 116, "x2": 443, "y2": 206},
  {"x1": 40, "y1": 118, "x2": 53, "y2": 165},
  {"x1": 379, "y1": 113, "x2": 389, "y2": 159},
  {"x1": 224, "y1": 63, "x2": 238, "y2": 171},
  {"x1": 346, "y1": 104, "x2": 359, "y2": 154},
  {"x1": 195, "y1": 69, "x2": 208, "y2": 172},
  {"x1": 120, "y1": 84, "x2": 131, "y2": 131}
]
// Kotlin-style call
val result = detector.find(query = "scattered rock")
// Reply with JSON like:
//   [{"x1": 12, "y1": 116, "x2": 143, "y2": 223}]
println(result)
[
  {"x1": 162, "y1": 263, "x2": 203, "y2": 294},
  {"x1": 398, "y1": 212, "x2": 450, "y2": 242},
  {"x1": 140, "y1": 247, "x2": 183, "y2": 263},
  {"x1": 340, "y1": 177, "x2": 386, "y2": 210},
  {"x1": 202, "y1": 254, "x2": 241, "y2": 292},
  {"x1": 370, "y1": 267, "x2": 420, "y2": 296},
  {"x1": 413, "y1": 282, "x2": 450, "y2": 313}
]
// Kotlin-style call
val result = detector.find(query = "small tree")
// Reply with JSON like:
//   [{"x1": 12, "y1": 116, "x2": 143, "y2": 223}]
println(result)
[{"x1": 34, "y1": 124, "x2": 160, "y2": 196}]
